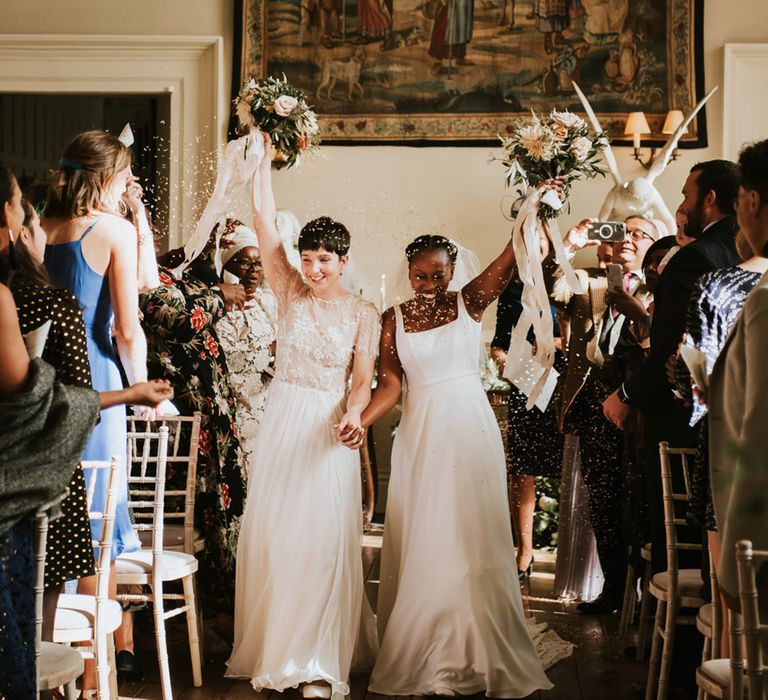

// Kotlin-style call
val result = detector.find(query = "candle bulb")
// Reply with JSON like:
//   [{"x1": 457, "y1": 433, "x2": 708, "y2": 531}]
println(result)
[
  {"x1": 633, "y1": 132, "x2": 640, "y2": 150},
  {"x1": 380, "y1": 273, "x2": 386, "y2": 311}
]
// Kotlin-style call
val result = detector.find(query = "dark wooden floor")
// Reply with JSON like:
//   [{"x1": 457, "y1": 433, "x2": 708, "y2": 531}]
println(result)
[{"x1": 119, "y1": 540, "x2": 649, "y2": 699}]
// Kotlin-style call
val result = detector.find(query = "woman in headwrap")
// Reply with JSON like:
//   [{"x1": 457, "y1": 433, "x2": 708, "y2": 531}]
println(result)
[{"x1": 215, "y1": 219, "x2": 278, "y2": 473}]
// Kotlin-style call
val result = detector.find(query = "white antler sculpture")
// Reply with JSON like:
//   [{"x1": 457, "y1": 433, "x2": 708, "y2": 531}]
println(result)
[{"x1": 572, "y1": 82, "x2": 718, "y2": 237}]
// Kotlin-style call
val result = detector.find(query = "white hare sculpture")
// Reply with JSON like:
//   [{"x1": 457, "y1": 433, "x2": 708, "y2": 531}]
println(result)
[{"x1": 573, "y1": 82, "x2": 718, "y2": 237}]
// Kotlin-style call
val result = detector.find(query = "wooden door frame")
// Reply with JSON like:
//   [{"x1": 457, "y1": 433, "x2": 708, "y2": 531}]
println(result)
[{"x1": 0, "y1": 34, "x2": 224, "y2": 248}]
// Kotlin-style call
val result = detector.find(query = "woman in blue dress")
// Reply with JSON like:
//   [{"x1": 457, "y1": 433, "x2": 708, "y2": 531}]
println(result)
[{"x1": 42, "y1": 130, "x2": 151, "y2": 687}]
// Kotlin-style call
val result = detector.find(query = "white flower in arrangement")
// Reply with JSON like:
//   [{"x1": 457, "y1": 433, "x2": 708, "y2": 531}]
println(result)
[
  {"x1": 247, "y1": 79, "x2": 257, "y2": 89},
  {"x1": 517, "y1": 123, "x2": 554, "y2": 161},
  {"x1": 273, "y1": 95, "x2": 299, "y2": 116},
  {"x1": 551, "y1": 110, "x2": 584, "y2": 130},
  {"x1": 570, "y1": 136, "x2": 592, "y2": 162},
  {"x1": 303, "y1": 112, "x2": 320, "y2": 135}
]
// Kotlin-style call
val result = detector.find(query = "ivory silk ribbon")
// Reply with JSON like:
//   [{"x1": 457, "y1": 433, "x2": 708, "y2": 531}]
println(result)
[
  {"x1": 171, "y1": 131, "x2": 266, "y2": 278},
  {"x1": 503, "y1": 186, "x2": 585, "y2": 408}
]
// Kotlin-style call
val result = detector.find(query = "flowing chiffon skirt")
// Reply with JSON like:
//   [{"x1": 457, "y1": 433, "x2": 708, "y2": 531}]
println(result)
[
  {"x1": 226, "y1": 380, "x2": 365, "y2": 697},
  {"x1": 369, "y1": 375, "x2": 553, "y2": 697}
]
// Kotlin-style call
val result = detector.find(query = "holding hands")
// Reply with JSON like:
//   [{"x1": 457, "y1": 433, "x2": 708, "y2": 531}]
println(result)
[{"x1": 335, "y1": 412, "x2": 365, "y2": 450}]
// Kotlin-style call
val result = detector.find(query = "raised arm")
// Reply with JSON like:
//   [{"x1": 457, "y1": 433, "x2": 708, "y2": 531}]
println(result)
[
  {"x1": 250, "y1": 134, "x2": 297, "y2": 298},
  {"x1": 106, "y1": 216, "x2": 148, "y2": 386},
  {"x1": 461, "y1": 236, "x2": 517, "y2": 321}
]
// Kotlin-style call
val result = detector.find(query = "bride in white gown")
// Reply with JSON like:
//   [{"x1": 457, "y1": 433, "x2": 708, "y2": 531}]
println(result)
[
  {"x1": 340, "y1": 233, "x2": 553, "y2": 697},
  {"x1": 226, "y1": 137, "x2": 380, "y2": 699}
]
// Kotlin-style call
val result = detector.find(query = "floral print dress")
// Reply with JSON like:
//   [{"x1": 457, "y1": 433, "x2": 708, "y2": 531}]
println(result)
[{"x1": 140, "y1": 267, "x2": 245, "y2": 612}]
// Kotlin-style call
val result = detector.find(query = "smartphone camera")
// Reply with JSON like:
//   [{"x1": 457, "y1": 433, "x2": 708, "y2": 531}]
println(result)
[{"x1": 587, "y1": 221, "x2": 627, "y2": 242}]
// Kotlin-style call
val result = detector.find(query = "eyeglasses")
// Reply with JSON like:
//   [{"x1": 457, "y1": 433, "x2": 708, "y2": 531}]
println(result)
[
  {"x1": 625, "y1": 228, "x2": 655, "y2": 243},
  {"x1": 230, "y1": 258, "x2": 263, "y2": 271}
]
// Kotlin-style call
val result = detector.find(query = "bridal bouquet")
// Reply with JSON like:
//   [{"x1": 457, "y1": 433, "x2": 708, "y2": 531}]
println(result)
[
  {"x1": 234, "y1": 75, "x2": 320, "y2": 168},
  {"x1": 497, "y1": 110, "x2": 606, "y2": 220}
]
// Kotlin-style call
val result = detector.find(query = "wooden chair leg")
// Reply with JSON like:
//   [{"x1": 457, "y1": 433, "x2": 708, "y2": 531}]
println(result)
[
  {"x1": 636, "y1": 560, "x2": 654, "y2": 660},
  {"x1": 656, "y1": 600, "x2": 678, "y2": 700},
  {"x1": 619, "y1": 564, "x2": 636, "y2": 638},
  {"x1": 95, "y1": 627, "x2": 110, "y2": 700},
  {"x1": 645, "y1": 598, "x2": 666, "y2": 700},
  {"x1": 152, "y1": 584, "x2": 173, "y2": 700},
  {"x1": 182, "y1": 574, "x2": 203, "y2": 687},
  {"x1": 695, "y1": 634, "x2": 711, "y2": 700},
  {"x1": 108, "y1": 633, "x2": 118, "y2": 700}
]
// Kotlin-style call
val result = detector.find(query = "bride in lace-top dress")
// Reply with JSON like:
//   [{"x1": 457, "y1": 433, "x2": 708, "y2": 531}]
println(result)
[{"x1": 226, "y1": 139, "x2": 380, "y2": 699}]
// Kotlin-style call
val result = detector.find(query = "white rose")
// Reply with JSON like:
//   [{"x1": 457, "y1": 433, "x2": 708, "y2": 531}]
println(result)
[
  {"x1": 273, "y1": 95, "x2": 298, "y2": 117},
  {"x1": 552, "y1": 111, "x2": 584, "y2": 131},
  {"x1": 571, "y1": 136, "x2": 592, "y2": 161}
]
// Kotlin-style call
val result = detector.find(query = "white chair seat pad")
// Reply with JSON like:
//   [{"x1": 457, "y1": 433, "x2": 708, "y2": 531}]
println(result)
[
  {"x1": 54, "y1": 595, "x2": 122, "y2": 639},
  {"x1": 697, "y1": 658, "x2": 747, "y2": 688},
  {"x1": 138, "y1": 525, "x2": 205, "y2": 552},
  {"x1": 116, "y1": 548, "x2": 198, "y2": 581},
  {"x1": 650, "y1": 569, "x2": 704, "y2": 603},
  {"x1": 38, "y1": 641, "x2": 84, "y2": 689}
]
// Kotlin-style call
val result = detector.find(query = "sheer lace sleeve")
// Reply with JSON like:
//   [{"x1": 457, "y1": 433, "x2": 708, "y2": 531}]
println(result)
[
  {"x1": 270, "y1": 262, "x2": 306, "y2": 318},
  {"x1": 354, "y1": 301, "x2": 381, "y2": 358}
]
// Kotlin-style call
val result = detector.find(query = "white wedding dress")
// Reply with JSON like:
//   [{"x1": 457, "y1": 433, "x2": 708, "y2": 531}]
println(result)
[
  {"x1": 369, "y1": 291, "x2": 553, "y2": 697},
  {"x1": 225, "y1": 265, "x2": 380, "y2": 697}
]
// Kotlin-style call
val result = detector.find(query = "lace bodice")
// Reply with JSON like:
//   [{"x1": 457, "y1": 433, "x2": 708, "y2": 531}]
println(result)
[{"x1": 272, "y1": 265, "x2": 380, "y2": 396}]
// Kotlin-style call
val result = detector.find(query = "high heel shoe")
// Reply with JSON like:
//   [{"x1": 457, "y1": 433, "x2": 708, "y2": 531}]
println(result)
[{"x1": 517, "y1": 557, "x2": 534, "y2": 582}]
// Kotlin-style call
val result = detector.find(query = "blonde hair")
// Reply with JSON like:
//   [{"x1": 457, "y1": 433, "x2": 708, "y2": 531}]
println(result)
[{"x1": 46, "y1": 130, "x2": 132, "y2": 219}]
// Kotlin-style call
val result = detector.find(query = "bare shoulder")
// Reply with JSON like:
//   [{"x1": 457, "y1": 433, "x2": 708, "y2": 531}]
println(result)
[{"x1": 95, "y1": 213, "x2": 137, "y2": 244}]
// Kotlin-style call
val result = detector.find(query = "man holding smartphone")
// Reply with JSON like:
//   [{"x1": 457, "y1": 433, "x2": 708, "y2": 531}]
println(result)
[{"x1": 545, "y1": 215, "x2": 659, "y2": 613}]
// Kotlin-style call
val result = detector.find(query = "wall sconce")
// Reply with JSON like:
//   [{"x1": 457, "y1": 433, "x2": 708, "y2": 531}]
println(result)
[{"x1": 624, "y1": 110, "x2": 687, "y2": 169}]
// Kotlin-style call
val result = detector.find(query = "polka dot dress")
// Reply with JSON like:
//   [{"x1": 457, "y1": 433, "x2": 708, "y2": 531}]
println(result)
[{"x1": 14, "y1": 281, "x2": 96, "y2": 588}]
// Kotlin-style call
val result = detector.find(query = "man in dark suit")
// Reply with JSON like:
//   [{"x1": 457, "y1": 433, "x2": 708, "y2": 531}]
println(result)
[{"x1": 602, "y1": 159, "x2": 742, "y2": 573}]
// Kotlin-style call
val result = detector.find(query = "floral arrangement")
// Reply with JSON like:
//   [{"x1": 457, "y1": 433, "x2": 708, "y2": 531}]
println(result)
[
  {"x1": 496, "y1": 110, "x2": 607, "y2": 220},
  {"x1": 234, "y1": 75, "x2": 320, "y2": 168}
]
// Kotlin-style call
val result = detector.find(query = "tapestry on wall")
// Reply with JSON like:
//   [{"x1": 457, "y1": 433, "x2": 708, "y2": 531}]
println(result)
[{"x1": 235, "y1": 0, "x2": 705, "y2": 144}]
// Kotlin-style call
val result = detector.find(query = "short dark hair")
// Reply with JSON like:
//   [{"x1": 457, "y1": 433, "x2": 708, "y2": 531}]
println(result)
[
  {"x1": 738, "y1": 139, "x2": 768, "y2": 204},
  {"x1": 690, "y1": 159, "x2": 741, "y2": 215},
  {"x1": 298, "y1": 216, "x2": 350, "y2": 257},
  {"x1": 406, "y1": 235, "x2": 458, "y2": 265},
  {"x1": 641, "y1": 236, "x2": 676, "y2": 269}
]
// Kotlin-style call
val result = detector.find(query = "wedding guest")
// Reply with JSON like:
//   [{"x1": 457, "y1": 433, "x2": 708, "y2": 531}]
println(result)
[
  {"x1": 2, "y1": 193, "x2": 98, "y2": 640},
  {"x1": 0, "y1": 186, "x2": 170, "y2": 697},
  {"x1": 42, "y1": 130, "x2": 153, "y2": 688},
  {"x1": 349, "y1": 229, "x2": 552, "y2": 696},
  {"x1": 707, "y1": 138, "x2": 768, "y2": 633},
  {"x1": 139, "y1": 247, "x2": 246, "y2": 616},
  {"x1": 215, "y1": 220, "x2": 277, "y2": 470},
  {"x1": 548, "y1": 215, "x2": 659, "y2": 613},
  {"x1": 491, "y1": 276, "x2": 565, "y2": 582},
  {"x1": 603, "y1": 160, "x2": 741, "y2": 575},
  {"x1": 226, "y1": 135, "x2": 380, "y2": 699}
]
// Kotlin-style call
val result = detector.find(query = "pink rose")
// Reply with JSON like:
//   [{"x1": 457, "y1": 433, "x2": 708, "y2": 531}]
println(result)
[{"x1": 273, "y1": 95, "x2": 298, "y2": 117}]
